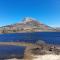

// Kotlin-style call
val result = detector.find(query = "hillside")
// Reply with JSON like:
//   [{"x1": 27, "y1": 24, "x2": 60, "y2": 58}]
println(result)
[{"x1": 0, "y1": 17, "x2": 56, "y2": 33}]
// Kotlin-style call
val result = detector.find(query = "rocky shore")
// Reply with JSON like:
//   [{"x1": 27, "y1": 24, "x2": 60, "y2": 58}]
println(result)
[{"x1": 24, "y1": 41, "x2": 60, "y2": 60}]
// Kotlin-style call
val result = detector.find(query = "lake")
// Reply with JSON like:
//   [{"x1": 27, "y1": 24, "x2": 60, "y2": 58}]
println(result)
[
  {"x1": 0, "y1": 32, "x2": 60, "y2": 59},
  {"x1": 0, "y1": 45, "x2": 25, "y2": 59},
  {"x1": 0, "y1": 32, "x2": 60, "y2": 44}
]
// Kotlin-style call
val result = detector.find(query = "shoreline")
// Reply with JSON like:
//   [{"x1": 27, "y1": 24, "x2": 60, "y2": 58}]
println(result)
[{"x1": 32, "y1": 54, "x2": 60, "y2": 60}]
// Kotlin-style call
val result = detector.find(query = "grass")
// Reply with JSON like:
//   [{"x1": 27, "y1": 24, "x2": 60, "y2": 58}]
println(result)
[{"x1": 0, "y1": 42, "x2": 34, "y2": 47}]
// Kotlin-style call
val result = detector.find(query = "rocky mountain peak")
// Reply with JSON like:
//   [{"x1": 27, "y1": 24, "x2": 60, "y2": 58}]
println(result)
[{"x1": 23, "y1": 17, "x2": 37, "y2": 23}]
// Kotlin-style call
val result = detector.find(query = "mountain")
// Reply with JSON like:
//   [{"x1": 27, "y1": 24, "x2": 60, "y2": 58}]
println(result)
[{"x1": 0, "y1": 17, "x2": 56, "y2": 33}]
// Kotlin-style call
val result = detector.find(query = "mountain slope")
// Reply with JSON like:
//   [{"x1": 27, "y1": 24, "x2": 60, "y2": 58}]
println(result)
[{"x1": 0, "y1": 17, "x2": 56, "y2": 33}]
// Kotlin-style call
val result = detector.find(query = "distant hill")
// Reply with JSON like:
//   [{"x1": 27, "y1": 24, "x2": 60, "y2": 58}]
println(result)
[{"x1": 0, "y1": 17, "x2": 56, "y2": 33}]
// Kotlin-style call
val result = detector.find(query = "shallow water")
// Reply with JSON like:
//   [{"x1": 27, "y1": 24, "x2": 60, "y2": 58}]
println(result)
[{"x1": 0, "y1": 45, "x2": 25, "y2": 59}]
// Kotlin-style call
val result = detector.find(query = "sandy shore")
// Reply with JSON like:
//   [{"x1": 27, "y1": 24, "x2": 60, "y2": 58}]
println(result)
[
  {"x1": 4, "y1": 55, "x2": 60, "y2": 60},
  {"x1": 32, "y1": 54, "x2": 60, "y2": 60},
  {"x1": 6, "y1": 58, "x2": 24, "y2": 60}
]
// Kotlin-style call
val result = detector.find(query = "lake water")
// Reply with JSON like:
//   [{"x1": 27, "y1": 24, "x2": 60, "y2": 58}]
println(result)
[
  {"x1": 0, "y1": 32, "x2": 60, "y2": 44},
  {"x1": 0, "y1": 45, "x2": 25, "y2": 59},
  {"x1": 0, "y1": 32, "x2": 60, "y2": 59}
]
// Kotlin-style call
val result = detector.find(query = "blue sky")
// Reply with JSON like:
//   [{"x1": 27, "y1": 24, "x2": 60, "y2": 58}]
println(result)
[{"x1": 0, "y1": 0, "x2": 60, "y2": 27}]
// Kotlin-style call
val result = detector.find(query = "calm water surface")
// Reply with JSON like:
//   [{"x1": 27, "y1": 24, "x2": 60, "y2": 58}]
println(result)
[
  {"x1": 0, "y1": 45, "x2": 25, "y2": 59},
  {"x1": 0, "y1": 32, "x2": 60, "y2": 44}
]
